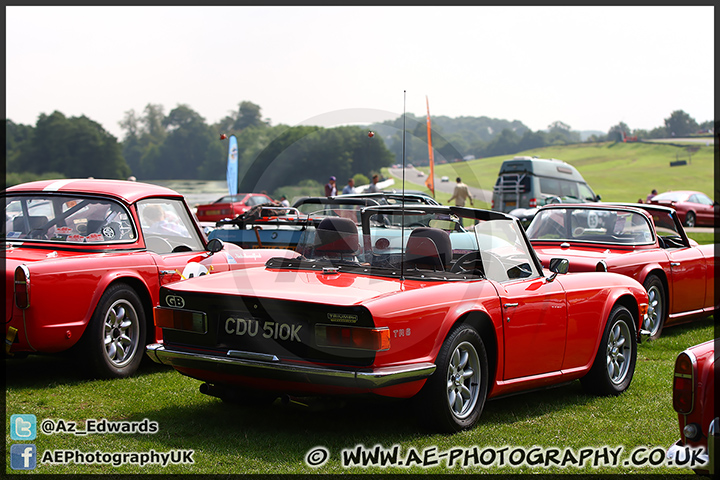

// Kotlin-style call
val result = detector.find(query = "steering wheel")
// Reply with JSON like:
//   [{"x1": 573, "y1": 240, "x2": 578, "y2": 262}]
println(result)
[
  {"x1": 145, "y1": 235, "x2": 173, "y2": 254},
  {"x1": 450, "y1": 251, "x2": 485, "y2": 276}
]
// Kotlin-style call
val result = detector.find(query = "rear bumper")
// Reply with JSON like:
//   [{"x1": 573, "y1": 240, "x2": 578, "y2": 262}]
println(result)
[{"x1": 146, "y1": 343, "x2": 436, "y2": 390}]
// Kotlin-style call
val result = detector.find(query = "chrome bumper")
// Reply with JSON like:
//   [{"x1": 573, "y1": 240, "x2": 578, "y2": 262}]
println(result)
[{"x1": 146, "y1": 343, "x2": 436, "y2": 390}]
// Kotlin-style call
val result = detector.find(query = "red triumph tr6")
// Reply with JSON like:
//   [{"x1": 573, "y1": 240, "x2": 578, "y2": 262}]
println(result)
[
  {"x1": 526, "y1": 203, "x2": 716, "y2": 340},
  {"x1": 667, "y1": 339, "x2": 717, "y2": 475},
  {"x1": 147, "y1": 204, "x2": 649, "y2": 432},
  {"x1": 3, "y1": 179, "x2": 295, "y2": 378}
]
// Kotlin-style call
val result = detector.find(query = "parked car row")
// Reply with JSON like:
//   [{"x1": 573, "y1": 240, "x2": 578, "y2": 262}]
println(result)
[{"x1": 3, "y1": 178, "x2": 715, "y2": 471}]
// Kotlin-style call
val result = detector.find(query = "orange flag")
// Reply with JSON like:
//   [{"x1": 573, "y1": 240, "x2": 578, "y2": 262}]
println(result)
[{"x1": 425, "y1": 96, "x2": 435, "y2": 197}]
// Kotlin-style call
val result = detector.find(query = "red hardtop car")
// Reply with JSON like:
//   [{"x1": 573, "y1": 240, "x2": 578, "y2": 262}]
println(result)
[
  {"x1": 3, "y1": 179, "x2": 294, "y2": 378},
  {"x1": 195, "y1": 193, "x2": 275, "y2": 222},
  {"x1": 526, "y1": 203, "x2": 716, "y2": 340},
  {"x1": 649, "y1": 190, "x2": 717, "y2": 227}
]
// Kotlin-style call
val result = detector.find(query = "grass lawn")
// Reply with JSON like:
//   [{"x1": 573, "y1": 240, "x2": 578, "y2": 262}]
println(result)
[
  {"x1": 6, "y1": 316, "x2": 715, "y2": 475},
  {"x1": 421, "y1": 141, "x2": 715, "y2": 204}
]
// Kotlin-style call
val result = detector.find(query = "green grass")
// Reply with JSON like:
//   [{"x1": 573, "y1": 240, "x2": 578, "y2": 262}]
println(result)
[
  {"x1": 6, "y1": 317, "x2": 715, "y2": 475},
  {"x1": 421, "y1": 141, "x2": 715, "y2": 204}
]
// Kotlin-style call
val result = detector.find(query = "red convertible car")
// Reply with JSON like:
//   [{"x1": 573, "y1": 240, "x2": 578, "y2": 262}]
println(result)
[
  {"x1": 526, "y1": 203, "x2": 716, "y2": 340},
  {"x1": 195, "y1": 193, "x2": 275, "y2": 222},
  {"x1": 3, "y1": 179, "x2": 294, "y2": 378},
  {"x1": 667, "y1": 339, "x2": 716, "y2": 475},
  {"x1": 648, "y1": 190, "x2": 716, "y2": 227},
  {"x1": 147, "y1": 204, "x2": 648, "y2": 432}
]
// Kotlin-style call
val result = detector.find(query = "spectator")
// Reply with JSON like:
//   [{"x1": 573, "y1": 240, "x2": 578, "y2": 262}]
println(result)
[
  {"x1": 342, "y1": 178, "x2": 356, "y2": 195},
  {"x1": 279, "y1": 195, "x2": 290, "y2": 207},
  {"x1": 325, "y1": 176, "x2": 337, "y2": 197},
  {"x1": 367, "y1": 174, "x2": 380, "y2": 193},
  {"x1": 448, "y1": 177, "x2": 474, "y2": 207},
  {"x1": 646, "y1": 189, "x2": 658, "y2": 203}
]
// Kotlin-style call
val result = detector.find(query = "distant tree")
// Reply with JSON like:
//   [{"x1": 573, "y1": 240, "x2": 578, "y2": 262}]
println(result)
[
  {"x1": 5, "y1": 119, "x2": 34, "y2": 173},
  {"x1": 518, "y1": 130, "x2": 547, "y2": 151},
  {"x1": 484, "y1": 128, "x2": 521, "y2": 157},
  {"x1": 353, "y1": 173, "x2": 369, "y2": 187},
  {"x1": 664, "y1": 110, "x2": 698, "y2": 137},
  {"x1": 233, "y1": 101, "x2": 266, "y2": 131},
  {"x1": 548, "y1": 121, "x2": 581, "y2": 144},
  {"x1": 698, "y1": 119, "x2": 715, "y2": 132},
  {"x1": 548, "y1": 120, "x2": 571, "y2": 132},
  {"x1": 239, "y1": 125, "x2": 393, "y2": 193},
  {"x1": 13, "y1": 111, "x2": 129, "y2": 179},
  {"x1": 152, "y1": 105, "x2": 223, "y2": 180},
  {"x1": 608, "y1": 122, "x2": 631, "y2": 142},
  {"x1": 648, "y1": 126, "x2": 668, "y2": 139}
]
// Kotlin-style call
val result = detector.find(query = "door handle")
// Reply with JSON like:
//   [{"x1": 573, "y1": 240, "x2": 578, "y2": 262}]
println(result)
[
  {"x1": 670, "y1": 262, "x2": 680, "y2": 267},
  {"x1": 503, "y1": 303, "x2": 519, "y2": 308}
]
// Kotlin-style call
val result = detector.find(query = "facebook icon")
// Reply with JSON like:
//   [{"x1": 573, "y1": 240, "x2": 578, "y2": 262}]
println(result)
[{"x1": 11, "y1": 444, "x2": 37, "y2": 470}]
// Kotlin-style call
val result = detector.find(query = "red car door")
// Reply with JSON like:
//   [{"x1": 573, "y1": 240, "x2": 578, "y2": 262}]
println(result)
[
  {"x1": 498, "y1": 276, "x2": 568, "y2": 380},
  {"x1": 666, "y1": 247, "x2": 707, "y2": 315}
]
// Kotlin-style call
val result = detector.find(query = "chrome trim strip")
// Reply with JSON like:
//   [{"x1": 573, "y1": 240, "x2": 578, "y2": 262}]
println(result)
[
  {"x1": 146, "y1": 343, "x2": 435, "y2": 389},
  {"x1": 227, "y1": 350, "x2": 279, "y2": 362}
]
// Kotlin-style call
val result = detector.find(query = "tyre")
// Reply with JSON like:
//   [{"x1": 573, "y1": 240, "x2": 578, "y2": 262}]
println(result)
[
  {"x1": 642, "y1": 275, "x2": 666, "y2": 340},
  {"x1": 581, "y1": 305, "x2": 637, "y2": 396},
  {"x1": 79, "y1": 284, "x2": 146, "y2": 379},
  {"x1": 419, "y1": 324, "x2": 488, "y2": 432},
  {"x1": 684, "y1": 211, "x2": 696, "y2": 228}
]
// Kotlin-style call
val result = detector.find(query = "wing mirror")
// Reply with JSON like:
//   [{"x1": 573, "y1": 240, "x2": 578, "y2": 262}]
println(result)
[
  {"x1": 547, "y1": 258, "x2": 569, "y2": 282},
  {"x1": 206, "y1": 238, "x2": 224, "y2": 255}
]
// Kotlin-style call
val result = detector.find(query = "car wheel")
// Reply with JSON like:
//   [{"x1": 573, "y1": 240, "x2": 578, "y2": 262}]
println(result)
[
  {"x1": 420, "y1": 324, "x2": 488, "y2": 432},
  {"x1": 642, "y1": 275, "x2": 666, "y2": 340},
  {"x1": 80, "y1": 284, "x2": 146, "y2": 379},
  {"x1": 684, "y1": 211, "x2": 696, "y2": 228},
  {"x1": 580, "y1": 305, "x2": 636, "y2": 396}
]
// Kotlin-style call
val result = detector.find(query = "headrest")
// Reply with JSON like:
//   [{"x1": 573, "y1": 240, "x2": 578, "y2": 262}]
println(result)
[
  {"x1": 407, "y1": 227, "x2": 452, "y2": 269},
  {"x1": 315, "y1": 217, "x2": 358, "y2": 253}
]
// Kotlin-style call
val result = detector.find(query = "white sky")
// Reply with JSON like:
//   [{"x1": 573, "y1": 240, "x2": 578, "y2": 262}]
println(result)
[{"x1": 6, "y1": 6, "x2": 715, "y2": 140}]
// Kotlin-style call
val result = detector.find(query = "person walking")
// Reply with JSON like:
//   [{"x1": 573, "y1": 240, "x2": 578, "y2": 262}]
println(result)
[
  {"x1": 448, "y1": 177, "x2": 474, "y2": 207},
  {"x1": 342, "y1": 178, "x2": 356, "y2": 195},
  {"x1": 646, "y1": 189, "x2": 658, "y2": 203},
  {"x1": 324, "y1": 176, "x2": 337, "y2": 197}
]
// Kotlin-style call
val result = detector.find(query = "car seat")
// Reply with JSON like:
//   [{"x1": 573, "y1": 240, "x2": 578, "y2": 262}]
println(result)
[
  {"x1": 315, "y1": 217, "x2": 359, "y2": 257},
  {"x1": 405, "y1": 227, "x2": 452, "y2": 271}
]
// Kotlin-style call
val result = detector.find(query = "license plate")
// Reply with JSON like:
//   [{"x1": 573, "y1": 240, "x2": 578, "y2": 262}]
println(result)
[
  {"x1": 205, "y1": 209, "x2": 220, "y2": 215},
  {"x1": 219, "y1": 316, "x2": 304, "y2": 344},
  {"x1": 505, "y1": 201, "x2": 516, "y2": 207}
]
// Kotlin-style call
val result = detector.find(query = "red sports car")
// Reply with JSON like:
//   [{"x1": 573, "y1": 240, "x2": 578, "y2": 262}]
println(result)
[
  {"x1": 649, "y1": 190, "x2": 717, "y2": 227},
  {"x1": 3, "y1": 179, "x2": 295, "y2": 378},
  {"x1": 195, "y1": 193, "x2": 275, "y2": 222},
  {"x1": 526, "y1": 203, "x2": 716, "y2": 340},
  {"x1": 667, "y1": 339, "x2": 716, "y2": 475},
  {"x1": 147, "y1": 204, "x2": 648, "y2": 432}
]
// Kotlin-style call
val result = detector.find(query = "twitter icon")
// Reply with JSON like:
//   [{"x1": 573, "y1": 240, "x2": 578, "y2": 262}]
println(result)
[{"x1": 11, "y1": 414, "x2": 36, "y2": 440}]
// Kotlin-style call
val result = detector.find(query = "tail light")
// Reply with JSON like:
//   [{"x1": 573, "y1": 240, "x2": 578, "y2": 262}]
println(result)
[
  {"x1": 154, "y1": 307, "x2": 207, "y2": 333},
  {"x1": 315, "y1": 324, "x2": 390, "y2": 351},
  {"x1": 491, "y1": 199, "x2": 495, "y2": 209},
  {"x1": 529, "y1": 198, "x2": 537, "y2": 208},
  {"x1": 672, "y1": 351, "x2": 696, "y2": 414},
  {"x1": 14, "y1": 265, "x2": 30, "y2": 309}
]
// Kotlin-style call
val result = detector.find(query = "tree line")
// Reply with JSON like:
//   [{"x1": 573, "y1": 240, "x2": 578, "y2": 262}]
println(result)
[{"x1": 5, "y1": 102, "x2": 714, "y2": 191}]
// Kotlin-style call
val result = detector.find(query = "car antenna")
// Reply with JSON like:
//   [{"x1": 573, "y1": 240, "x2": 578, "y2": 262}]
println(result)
[{"x1": 400, "y1": 90, "x2": 406, "y2": 281}]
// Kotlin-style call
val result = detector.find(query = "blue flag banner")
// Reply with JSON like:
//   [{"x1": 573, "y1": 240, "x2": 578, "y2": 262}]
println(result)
[{"x1": 226, "y1": 135, "x2": 238, "y2": 195}]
